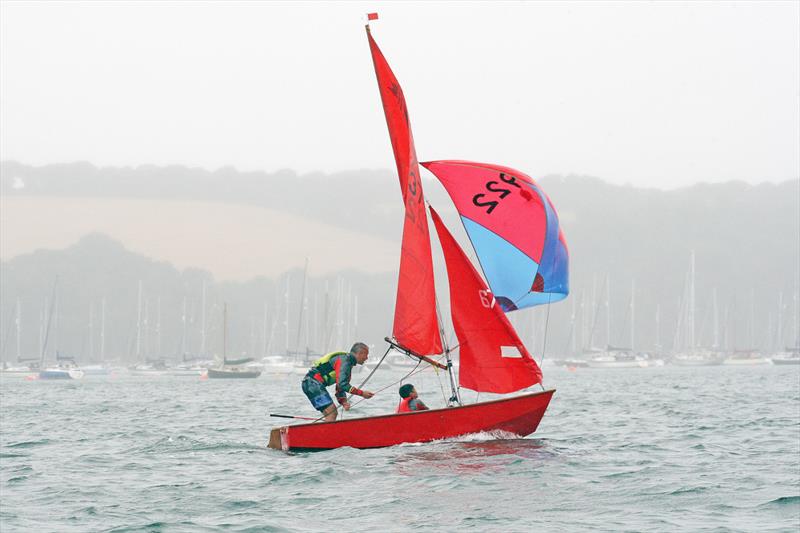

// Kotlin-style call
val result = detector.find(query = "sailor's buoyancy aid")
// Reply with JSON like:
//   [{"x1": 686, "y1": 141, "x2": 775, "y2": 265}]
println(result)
[
  {"x1": 397, "y1": 396, "x2": 415, "y2": 413},
  {"x1": 309, "y1": 351, "x2": 348, "y2": 386}
]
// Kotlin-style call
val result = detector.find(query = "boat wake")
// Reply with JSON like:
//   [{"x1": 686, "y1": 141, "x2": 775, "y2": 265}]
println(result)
[
  {"x1": 444, "y1": 430, "x2": 522, "y2": 442},
  {"x1": 396, "y1": 430, "x2": 522, "y2": 447}
]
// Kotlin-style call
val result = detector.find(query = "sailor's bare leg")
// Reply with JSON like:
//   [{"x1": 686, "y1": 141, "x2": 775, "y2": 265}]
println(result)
[{"x1": 321, "y1": 404, "x2": 338, "y2": 422}]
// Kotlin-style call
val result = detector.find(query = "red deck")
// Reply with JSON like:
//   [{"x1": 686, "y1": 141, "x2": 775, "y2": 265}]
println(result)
[{"x1": 268, "y1": 389, "x2": 555, "y2": 451}]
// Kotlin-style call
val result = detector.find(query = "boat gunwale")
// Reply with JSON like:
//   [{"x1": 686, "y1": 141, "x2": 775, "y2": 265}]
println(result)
[{"x1": 275, "y1": 388, "x2": 556, "y2": 430}]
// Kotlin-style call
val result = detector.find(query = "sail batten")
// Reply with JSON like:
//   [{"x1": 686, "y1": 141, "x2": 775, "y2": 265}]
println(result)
[
  {"x1": 430, "y1": 207, "x2": 542, "y2": 393},
  {"x1": 367, "y1": 28, "x2": 442, "y2": 355},
  {"x1": 422, "y1": 160, "x2": 569, "y2": 312}
]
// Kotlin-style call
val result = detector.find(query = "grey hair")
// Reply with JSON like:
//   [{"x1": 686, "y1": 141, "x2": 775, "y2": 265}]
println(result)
[{"x1": 350, "y1": 342, "x2": 368, "y2": 355}]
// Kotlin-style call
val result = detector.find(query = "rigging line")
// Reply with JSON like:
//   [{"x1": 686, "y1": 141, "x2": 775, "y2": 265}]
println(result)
[
  {"x1": 423, "y1": 352, "x2": 449, "y2": 405},
  {"x1": 302, "y1": 372, "x2": 439, "y2": 428},
  {"x1": 433, "y1": 282, "x2": 461, "y2": 405},
  {"x1": 539, "y1": 293, "x2": 554, "y2": 391},
  {"x1": 588, "y1": 279, "x2": 606, "y2": 349},
  {"x1": 535, "y1": 236, "x2": 561, "y2": 390},
  {"x1": 354, "y1": 345, "x2": 392, "y2": 392},
  {"x1": 296, "y1": 348, "x2": 423, "y2": 426},
  {"x1": 341, "y1": 345, "x2": 392, "y2": 420},
  {"x1": 347, "y1": 361, "x2": 436, "y2": 411}
]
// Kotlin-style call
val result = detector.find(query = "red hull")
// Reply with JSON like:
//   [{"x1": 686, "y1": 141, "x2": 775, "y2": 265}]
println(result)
[{"x1": 268, "y1": 389, "x2": 555, "y2": 451}]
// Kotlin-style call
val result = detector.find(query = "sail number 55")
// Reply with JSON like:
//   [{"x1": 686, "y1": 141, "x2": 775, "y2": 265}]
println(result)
[{"x1": 472, "y1": 173, "x2": 521, "y2": 214}]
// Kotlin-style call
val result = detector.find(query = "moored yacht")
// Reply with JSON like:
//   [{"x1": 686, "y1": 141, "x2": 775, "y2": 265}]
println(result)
[
  {"x1": 671, "y1": 349, "x2": 724, "y2": 366},
  {"x1": 586, "y1": 348, "x2": 649, "y2": 368},
  {"x1": 722, "y1": 350, "x2": 771, "y2": 365},
  {"x1": 770, "y1": 347, "x2": 800, "y2": 365}
]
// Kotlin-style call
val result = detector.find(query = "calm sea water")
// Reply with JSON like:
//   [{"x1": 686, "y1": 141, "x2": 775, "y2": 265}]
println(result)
[{"x1": 1, "y1": 364, "x2": 798, "y2": 532}]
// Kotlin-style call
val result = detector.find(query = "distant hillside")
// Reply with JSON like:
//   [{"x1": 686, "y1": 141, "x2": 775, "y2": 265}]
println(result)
[{"x1": 1, "y1": 160, "x2": 798, "y2": 362}]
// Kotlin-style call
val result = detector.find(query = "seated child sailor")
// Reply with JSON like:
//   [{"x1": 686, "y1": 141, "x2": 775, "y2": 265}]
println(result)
[{"x1": 396, "y1": 383, "x2": 429, "y2": 413}]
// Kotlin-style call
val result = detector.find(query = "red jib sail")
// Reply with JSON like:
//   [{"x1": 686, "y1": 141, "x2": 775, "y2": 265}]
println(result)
[
  {"x1": 430, "y1": 207, "x2": 542, "y2": 393},
  {"x1": 367, "y1": 28, "x2": 442, "y2": 355}
]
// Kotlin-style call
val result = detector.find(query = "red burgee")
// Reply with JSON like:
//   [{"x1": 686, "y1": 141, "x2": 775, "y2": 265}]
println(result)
[
  {"x1": 367, "y1": 28, "x2": 442, "y2": 355},
  {"x1": 429, "y1": 207, "x2": 542, "y2": 393},
  {"x1": 367, "y1": 13, "x2": 379, "y2": 21}
]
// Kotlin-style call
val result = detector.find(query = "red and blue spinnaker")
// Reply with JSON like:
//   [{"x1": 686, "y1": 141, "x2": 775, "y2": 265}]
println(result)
[{"x1": 422, "y1": 160, "x2": 569, "y2": 312}]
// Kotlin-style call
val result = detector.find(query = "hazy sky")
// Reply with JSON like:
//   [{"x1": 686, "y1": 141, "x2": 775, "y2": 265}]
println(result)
[{"x1": 1, "y1": 1, "x2": 798, "y2": 189}]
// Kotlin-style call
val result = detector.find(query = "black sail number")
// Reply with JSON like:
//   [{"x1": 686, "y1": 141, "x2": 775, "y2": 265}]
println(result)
[
  {"x1": 472, "y1": 194, "x2": 499, "y2": 214},
  {"x1": 405, "y1": 165, "x2": 425, "y2": 228},
  {"x1": 472, "y1": 172, "x2": 523, "y2": 215},
  {"x1": 486, "y1": 181, "x2": 511, "y2": 198}
]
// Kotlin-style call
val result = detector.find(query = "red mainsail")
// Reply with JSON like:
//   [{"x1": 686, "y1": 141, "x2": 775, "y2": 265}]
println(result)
[
  {"x1": 430, "y1": 207, "x2": 542, "y2": 393},
  {"x1": 367, "y1": 28, "x2": 442, "y2": 355}
]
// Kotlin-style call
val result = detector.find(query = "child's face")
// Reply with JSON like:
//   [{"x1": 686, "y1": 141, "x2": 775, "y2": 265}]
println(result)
[{"x1": 410, "y1": 388, "x2": 418, "y2": 399}]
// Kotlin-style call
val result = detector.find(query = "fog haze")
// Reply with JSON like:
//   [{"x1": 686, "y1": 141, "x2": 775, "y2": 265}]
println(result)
[{"x1": 2, "y1": 1, "x2": 798, "y2": 188}]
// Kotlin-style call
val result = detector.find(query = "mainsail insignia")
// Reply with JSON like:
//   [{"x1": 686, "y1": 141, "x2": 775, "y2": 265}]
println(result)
[
  {"x1": 429, "y1": 207, "x2": 542, "y2": 393},
  {"x1": 422, "y1": 160, "x2": 569, "y2": 312},
  {"x1": 367, "y1": 28, "x2": 442, "y2": 355}
]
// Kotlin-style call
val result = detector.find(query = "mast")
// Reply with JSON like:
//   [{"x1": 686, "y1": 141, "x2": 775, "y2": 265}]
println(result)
[
  {"x1": 250, "y1": 317, "x2": 256, "y2": 359},
  {"x1": 200, "y1": 280, "x2": 207, "y2": 356},
  {"x1": 776, "y1": 292, "x2": 783, "y2": 350},
  {"x1": 136, "y1": 280, "x2": 142, "y2": 358},
  {"x1": 39, "y1": 303, "x2": 44, "y2": 359},
  {"x1": 15, "y1": 298, "x2": 21, "y2": 361},
  {"x1": 750, "y1": 288, "x2": 756, "y2": 348},
  {"x1": 605, "y1": 275, "x2": 611, "y2": 348},
  {"x1": 53, "y1": 295, "x2": 58, "y2": 359},
  {"x1": 630, "y1": 279, "x2": 635, "y2": 351},
  {"x1": 353, "y1": 294, "x2": 358, "y2": 340},
  {"x1": 689, "y1": 251, "x2": 696, "y2": 350},
  {"x1": 181, "y1": 296, "x2": 187, "y2": 357},
  {"x1": 579, "y1": 290, "x2": 587, "y2": 351},
  {"x1": 713, "y1": 288, "x2": 720, "y2": 349},
  {"x1": 156, "y1": 296, "x2": 162, "y2": 357},
  {"x1": 570, "y1": 295, "x2": 577, "y2": 354},
  {"x1": 223, "y1": 303, "x2": 227, "y2": 360},
  {"x1": 100, "y1": 297, "x2": 106, "y2": 362},
  {"x1": 295, "y1": 258, "x2": 309, "y2": 353},
  {"x1": 284, "y1": 275, "x2": 290, "y2": 357},
  {"x1": 655, "y1": 303, "x2": 661, "y2": 350},
  {"x1": 262, "y1": 301, "x2": 268, "y2": 356},
  {"x1": 590, "y1": 275, "x2": 597, "y2": 348},
  {"x1": 40, "y1": 278, "x2": 58, "y2": 367},
  {"x1": 89, "y1": 302, "x2": 94, "y2": 360},
  {"x1": 794, "y1": 283, "x2": 799, "y2": 348},
  {"x1": 143, "y1": 298, "x2": 149, "y2": 359},
  {"x1": 434, "y1": 296, "x2": 461, "y2": 406}
]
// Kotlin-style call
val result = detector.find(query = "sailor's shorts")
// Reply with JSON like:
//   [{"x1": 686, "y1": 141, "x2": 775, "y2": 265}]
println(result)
[{"x1": 301, "y1": 376, "x2": 333, "y2": 411}]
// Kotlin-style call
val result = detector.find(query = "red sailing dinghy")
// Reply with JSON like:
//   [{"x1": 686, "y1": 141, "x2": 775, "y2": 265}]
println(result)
[{"x1": 268, "y1": 18, "x2": 568, "y2": 452}]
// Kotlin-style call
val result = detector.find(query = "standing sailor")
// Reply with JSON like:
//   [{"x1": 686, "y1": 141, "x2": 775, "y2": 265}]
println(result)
[{"x1": 301, "y1": 342, "x2": 374, "y2": 421}]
